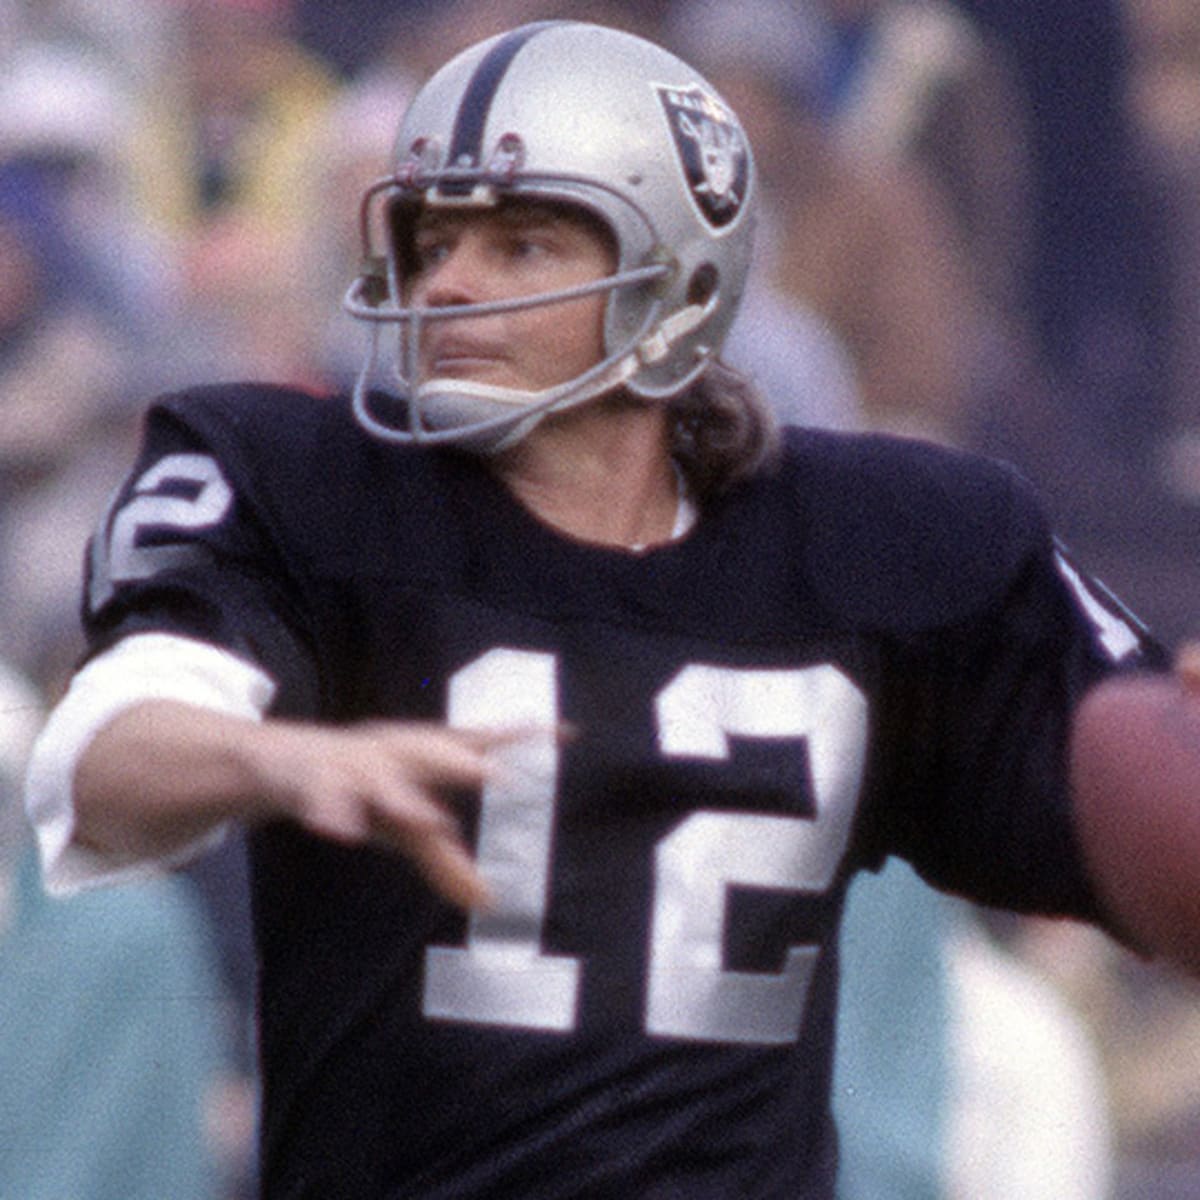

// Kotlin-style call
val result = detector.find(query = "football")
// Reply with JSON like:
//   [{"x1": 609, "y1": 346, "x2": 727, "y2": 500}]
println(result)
[{"x1": 1070, "y1": 659, "x2": 1200, "y2": 974}]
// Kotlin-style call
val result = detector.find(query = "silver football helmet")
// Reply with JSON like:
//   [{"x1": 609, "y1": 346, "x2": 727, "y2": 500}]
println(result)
[{"x1": 343, "y1": 20, "x2": 757, "y2": 452}]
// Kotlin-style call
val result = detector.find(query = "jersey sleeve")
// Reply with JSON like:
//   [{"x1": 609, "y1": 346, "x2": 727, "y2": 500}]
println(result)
[
  {"x1": 859, "y1": 477, "x2": 1166, "y2": 925},
  {"x1": 81, "y1": 389, "x2": 323, "y2": 713},
  {"x1": 26, "y1": 633, "x2": 275, "y2": 894}
]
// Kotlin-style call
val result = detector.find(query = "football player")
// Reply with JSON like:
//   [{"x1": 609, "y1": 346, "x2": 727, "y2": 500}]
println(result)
[{"x1": 24, "y1": 19, "x2": 1200, "y2": 1199}]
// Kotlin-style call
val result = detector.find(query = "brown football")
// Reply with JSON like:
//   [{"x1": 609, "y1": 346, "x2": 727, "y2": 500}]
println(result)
[{"x1": 1071, "y1": 668, "x2": 1200, "y2": 974}]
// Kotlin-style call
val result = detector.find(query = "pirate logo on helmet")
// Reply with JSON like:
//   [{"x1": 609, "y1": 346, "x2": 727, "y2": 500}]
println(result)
[{"x1": 655, "y1": 83, "x2": 749, "y2": 229}]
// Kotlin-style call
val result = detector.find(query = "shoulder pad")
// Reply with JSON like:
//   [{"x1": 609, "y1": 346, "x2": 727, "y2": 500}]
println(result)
[
  {"x1": 150, "y1": 383, "x2": 431, "y2": 511},
  {"x1": 781, "y1": 428, "x2": 1049, "y2": 632},
  {"x1": 152, "y1": 383, "x2": 349, "y2": 467}
]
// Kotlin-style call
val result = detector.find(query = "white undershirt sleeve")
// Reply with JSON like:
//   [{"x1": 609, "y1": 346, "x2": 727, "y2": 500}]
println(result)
[{"x1": 25, "y1": 632, "x2": 277, "y2": 895}]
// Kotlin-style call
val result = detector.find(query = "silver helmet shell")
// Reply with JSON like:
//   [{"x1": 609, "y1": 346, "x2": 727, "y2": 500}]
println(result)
[{"x1": 344, "y1": 20, "x2": 757, "y2": 451}]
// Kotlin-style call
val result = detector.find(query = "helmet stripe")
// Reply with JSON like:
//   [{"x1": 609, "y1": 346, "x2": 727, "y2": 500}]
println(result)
[{"x1": 447, "y1": 21, "x2": 565, "y2": 168}]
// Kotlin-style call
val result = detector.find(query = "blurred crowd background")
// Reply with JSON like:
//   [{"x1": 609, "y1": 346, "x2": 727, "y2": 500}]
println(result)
[{"x1": 1, "y1": 1, "x2": 1200, "y2": 1197}]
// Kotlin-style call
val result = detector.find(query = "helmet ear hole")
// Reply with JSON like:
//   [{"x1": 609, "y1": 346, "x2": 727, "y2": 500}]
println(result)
[{"x1": 687, "y1": 263, "x2": 719, "y2": 307}]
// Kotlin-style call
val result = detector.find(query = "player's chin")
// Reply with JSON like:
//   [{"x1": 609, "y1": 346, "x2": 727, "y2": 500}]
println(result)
[{"x1": 1070, "y1": 673, "x2": 1200, "y2": 974}]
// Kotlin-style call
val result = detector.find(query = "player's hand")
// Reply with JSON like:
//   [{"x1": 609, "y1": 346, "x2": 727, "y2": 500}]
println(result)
[{"x1": 246, "y1": 719, "x2": 549, "y2": 910}]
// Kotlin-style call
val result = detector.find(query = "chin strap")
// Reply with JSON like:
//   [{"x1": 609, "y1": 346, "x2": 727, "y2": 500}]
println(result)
[
  {"x1": 417, "y1": 353, "x2": 642, "y2": 453},
  {"x1": 635, "y1": 301, "x2": 712, "y2": 367}
]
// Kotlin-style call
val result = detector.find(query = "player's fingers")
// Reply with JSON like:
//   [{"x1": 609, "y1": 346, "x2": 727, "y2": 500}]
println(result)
[
  {"x1": 299, "y1": 802, "x2": 373, "y2": 846},
  {"x1": 390, "y1": 722, "x2": 572, "y2": 790},
  {"x1": 407, "y1": 835, "x2": 492, "y2": 911},
  {"x1": 368, "y1": 789, "x2": 490, "y2": 909}
]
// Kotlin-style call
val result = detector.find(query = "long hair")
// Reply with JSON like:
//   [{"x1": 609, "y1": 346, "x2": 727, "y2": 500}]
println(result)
[{"x1": 668, "y1": 358, "x2": 780, "y2": 500}]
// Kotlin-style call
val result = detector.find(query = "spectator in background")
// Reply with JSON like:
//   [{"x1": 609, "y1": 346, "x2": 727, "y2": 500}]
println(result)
[
  {"x1": 954, "y1": 0, "x2": 1170, "y2": 457},
  {"x1": 1129, "y1": 0, "x2": 1200, "y2": 501},
  {"x1": 801, "y1": 0, "x2": 1051, "y2": 453},
  {"x1": 0, "y1": 43, "x2": 148, "y2": 686},
  {"x1": 120, "y1": 0, "x2": 339, "y2": 388},
  {"x1": 811, "y1": 0, "x2": 1032, "y2": 340},
  {"x1": 126, "y1": 0, "x2": 335, "y2": 240}
]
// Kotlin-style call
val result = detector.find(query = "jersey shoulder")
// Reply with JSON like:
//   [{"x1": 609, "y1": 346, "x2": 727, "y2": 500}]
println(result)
[
  {"x1": 147, "y1": 383, "x2": 449, "y2": 524},
  {"x1": 773, "y1": 427, "x2": 1050, "y2": 631},
  {"x1": 150, "y1": 383, "x2": 369, "y2": 480}
]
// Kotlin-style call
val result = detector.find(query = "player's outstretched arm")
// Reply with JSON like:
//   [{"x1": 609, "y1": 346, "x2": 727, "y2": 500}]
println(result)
[
  {"x1": 73, "y1": 702, "x2": 514, "y2": 909},
  {"x1": 1070, "y1": 653, "x2": 1200, "y2": 974}
]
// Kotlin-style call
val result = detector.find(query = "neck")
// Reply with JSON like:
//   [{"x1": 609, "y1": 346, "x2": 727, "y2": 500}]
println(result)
[{"x1": 492, "y1": 396, "x2": 684, "y2": 550}]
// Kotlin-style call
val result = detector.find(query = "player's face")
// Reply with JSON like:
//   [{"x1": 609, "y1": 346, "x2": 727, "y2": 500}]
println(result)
[{"x1": 405, "y1": 201, "x2": 616, "y2": 393}]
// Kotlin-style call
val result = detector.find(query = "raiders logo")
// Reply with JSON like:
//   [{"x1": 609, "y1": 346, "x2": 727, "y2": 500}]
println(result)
[{"x1": 655, "y1": 84, "x2": 750, "y2": 229}]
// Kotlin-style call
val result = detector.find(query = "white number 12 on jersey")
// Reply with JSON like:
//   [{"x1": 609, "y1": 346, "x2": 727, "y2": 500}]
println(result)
[{"x1": 423, "y1": 648, "x2": 867, "y2": 1046}]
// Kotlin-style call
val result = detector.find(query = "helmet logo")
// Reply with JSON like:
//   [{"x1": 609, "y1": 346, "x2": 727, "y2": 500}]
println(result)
[{"x1": 656, "y1": 84, "x2": 749, "y2": 229}]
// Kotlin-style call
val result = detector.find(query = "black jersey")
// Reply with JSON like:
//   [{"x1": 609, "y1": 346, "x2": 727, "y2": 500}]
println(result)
[{"x1": 83, "y1": 384, "x2": 1159, "y2": 1199}]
